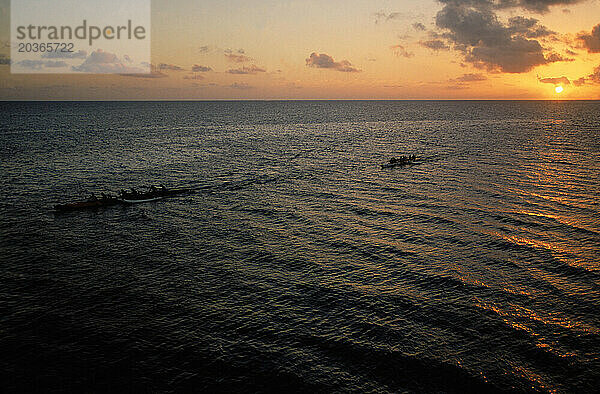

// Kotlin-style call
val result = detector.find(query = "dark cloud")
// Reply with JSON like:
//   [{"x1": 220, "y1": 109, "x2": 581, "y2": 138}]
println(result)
[
  {"x1": 507, "y1": 16, "x2": 555, "y2": 38},
  {"x1": 420, "y1": 39, "x2": 450, "y2": 51},
  {"x1": 434, "y1": 1, "x2": 573, "y2": 73},
  {"x1": 413, "y1": 22, "x2": 427, "y2": 31},
  {"x1": 192, "y1": 65, "x2": 212, "y2": 72},
  {"x1": 42, "y1": 50, "x2": 87, "y2": 59},
  {"x1": 391, "y1": 45, "x2": 414, "y2": 58},
  {"x1": 199, "y1": 45, "x2": 212, "y2": 54},
  {"x1": 305, "y1": 53, "x2": 361, "y2": 72},
  {"x1": 0, "y1": 54, "x2": 9, "y2": 65},
  {"x1": 538, "y1": 75, "x2": 570, "y2": 85},
  {"x1": 577, "y1": 24, "x2": 600, "y2": 53},
  {"x1": 452, "y1": 73, "x2": 488, "y2": 82},
  {"x1": 159, "y1": 63, "x2": 184, "y2": 71},
  {"x1": 226, "y1": 65, "x2": 266, "y2": 75}
]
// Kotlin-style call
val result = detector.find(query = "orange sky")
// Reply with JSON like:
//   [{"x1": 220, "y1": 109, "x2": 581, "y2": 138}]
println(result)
[{"x1": 1, "y1": 0, "x2": 599, "y2": 100}]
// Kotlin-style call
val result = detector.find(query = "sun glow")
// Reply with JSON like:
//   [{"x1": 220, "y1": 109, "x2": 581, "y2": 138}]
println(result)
[{"x1": 555, "y1": 86, "x2": 564, "y2": 94}]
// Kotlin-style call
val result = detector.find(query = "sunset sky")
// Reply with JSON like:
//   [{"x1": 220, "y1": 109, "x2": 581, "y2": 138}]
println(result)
[{"x1": 1, "y1": 0, "x2": 599, "y2": 99}]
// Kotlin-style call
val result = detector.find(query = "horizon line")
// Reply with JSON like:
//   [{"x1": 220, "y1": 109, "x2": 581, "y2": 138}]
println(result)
[{"x1": 2, "y1": 98, "x2": 599, "y2": 102}]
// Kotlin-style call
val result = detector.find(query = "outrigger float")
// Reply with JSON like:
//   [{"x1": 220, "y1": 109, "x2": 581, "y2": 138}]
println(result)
[{"x1": 54, "y1": 186, "x2": 193, "y2": 212}]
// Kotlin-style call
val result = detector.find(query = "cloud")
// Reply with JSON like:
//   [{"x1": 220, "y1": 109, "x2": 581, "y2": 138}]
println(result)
[
  {"x1": 572, "y1": 64, "x2": 600, "y2": 85},
  {"x1": 225, "y1": 53, "x2": 252, "y2": 63},
  {"x1": 391, "y1": 45, "x2": 414, "y2": 58},
  {"x1": 192, "y1": 64, "x2": 212, "y2": 72},
  {"x1": 183, "y1": 74, "x2": 204, "y2": 80},
  {"x1": 577, "y1": 24, "x2": 600, "y2": 53},
  {"x1": 420, "y1": 39, "x2": 450, "y2": 51},
  {"x1": 228, "y1": 82, "x2": 254, "y2": 90},
  {"x1": 158, "y1": 63, "x2": 184, "y2": 71},
  {"x1": 0, "y1": 54, "x2": 9, "y2": 65},
  {"x1": 375, "y1": 11, "x2": 426, "y2": 24},
  {"x1": 444, "y1": 84, "x2": 470, "y2": 90},
  {"x1": 226, "y1": 64, "x2": 266, "y2": 74},
  {"x1": 120, "y1": 71, "x2": 167, "y2": 78},
  {"x1": 199, "y1": 45, "x2": 212, "y2": 54},
  {"x1": 538, "y1": 75, "x2": 570, "y2": 85},
  {"x1": 590, "y1": 65, "x2": 600, "y2": 83},
  {"x1": 433, "y1": 1, "x2": 573, "y2": 73},
  {"x1": 374, "y1": 12, "x2": 408, "y2": 23},
  {"x1": 72, "y1": 49, "x2": 146, "y2": 73},
  {"x1": 305, "y1": 53, "x2": 361, "y2": 72},
  {"x1": 225, "y1": 49, "x2": 253, "y2": 63},
  {"x1": 452, "y1": 73, "x2": 488, "y2": 82},
  {"x1": 42, "y1": 50, "x2": 87, "y2": 59},
  {"x1": 17, "y1": 60, "x2": 68, "y2": 69},
  {"x1": 413, "y1": 22, "x2": 427, "y2": 31}
]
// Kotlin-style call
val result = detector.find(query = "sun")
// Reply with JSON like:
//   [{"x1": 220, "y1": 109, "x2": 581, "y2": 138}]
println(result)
[{"x1": 555, "y1": 86, "x2": 564, "y2": 94}]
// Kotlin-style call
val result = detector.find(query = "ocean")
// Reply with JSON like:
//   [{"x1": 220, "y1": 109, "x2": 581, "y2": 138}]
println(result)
[{"x1": 1, "y1": 100, "x2": 599, "y2": 393}]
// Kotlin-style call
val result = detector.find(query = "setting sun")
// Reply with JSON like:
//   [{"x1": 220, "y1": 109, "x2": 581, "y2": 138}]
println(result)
[{"x1": 555, "y1": 86, "x2": 564, "y2": 94}]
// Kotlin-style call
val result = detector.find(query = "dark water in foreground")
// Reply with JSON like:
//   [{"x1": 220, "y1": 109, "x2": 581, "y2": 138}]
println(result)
[{"x1": 1, "y1": 101, "x2": 599, "y2": 393}]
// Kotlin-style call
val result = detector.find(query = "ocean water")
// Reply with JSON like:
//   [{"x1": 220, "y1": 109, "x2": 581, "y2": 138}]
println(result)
[{"x1": 0, "y1": 100, "x2": 599, "y2": 393}]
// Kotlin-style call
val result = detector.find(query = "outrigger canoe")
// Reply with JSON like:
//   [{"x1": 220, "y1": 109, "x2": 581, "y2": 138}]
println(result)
[
  {"x1": 54, "y1": 186, "x2": 195, "y2": 212},
  {"x1": 381, "y1": 160, "x2": 419, "y2": 169}
]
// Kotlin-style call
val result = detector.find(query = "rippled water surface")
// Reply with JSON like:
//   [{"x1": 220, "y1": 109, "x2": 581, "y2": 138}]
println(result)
[{"x1": 1, "y1": 101, "x2": 599, "y2": 393}]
